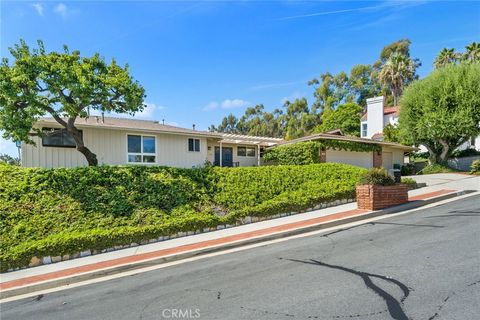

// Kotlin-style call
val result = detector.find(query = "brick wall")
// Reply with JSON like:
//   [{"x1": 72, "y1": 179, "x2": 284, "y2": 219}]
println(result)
[
  {"x1": 373, "y1": 151, "x2": 382, "y2": 168},
  {"x1": 356, "y1": 184, "x2": 408, "y2": 210}
]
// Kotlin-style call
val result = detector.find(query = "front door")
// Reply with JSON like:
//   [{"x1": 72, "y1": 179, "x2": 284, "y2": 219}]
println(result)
[{"x1": 214, "y1": 147, "x2": 233, "y2": 167}]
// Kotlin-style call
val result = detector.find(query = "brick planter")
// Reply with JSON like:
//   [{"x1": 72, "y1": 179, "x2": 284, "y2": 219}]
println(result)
[{"x1": 356, "y1": 184, "x2": 409, "y2": 210}]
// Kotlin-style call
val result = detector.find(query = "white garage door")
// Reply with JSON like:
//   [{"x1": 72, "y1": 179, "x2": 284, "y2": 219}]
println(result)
[{"x1": 326, "y1": 150, "x2": 373, "y2": 169}]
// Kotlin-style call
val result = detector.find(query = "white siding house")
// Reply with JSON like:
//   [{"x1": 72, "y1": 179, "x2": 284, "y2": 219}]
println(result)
[{"x1": 21, "y1": 117, "x2": 281, "y2": 168}]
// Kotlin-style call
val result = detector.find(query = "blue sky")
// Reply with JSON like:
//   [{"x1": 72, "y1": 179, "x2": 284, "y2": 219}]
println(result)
[{"x1": 1, "y1": 0, "x2": 479, "y2": 156}]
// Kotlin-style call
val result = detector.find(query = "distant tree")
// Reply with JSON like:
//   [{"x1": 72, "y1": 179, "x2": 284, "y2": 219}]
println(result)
[
  {"x1": 283, "y1": 98, "x2": 319, "y2": 140},
  {"x1": 462, "y1": 42, "x2": 480, "y2": 63},
  {"x1": 348, "y1": 64, "x2": 381, "y2": 107},
  {"x1": 0, "y1": 153, "x2": 20, "y2": 166},
  {"x1": 383, "y1": 123, "x2": 401, "y2": 143},
  {"x1": 378, "y1": 52, "x2": 418, "y2": 106},
  {"x1": 210, "y1": 113, "x2": 239, "y2": 133},
  {"x1": 434, "y1": 48, "x2": 459, "y2": 69},
  {"x1": 315, "y1": 103, "x2": 363, "y2": 136},
  {"x1": 399, "y1": 63, "x2": 480, "y2": 164},
  {"x1": 0, "y1": 40, "x2": 145, "y2": 166}
]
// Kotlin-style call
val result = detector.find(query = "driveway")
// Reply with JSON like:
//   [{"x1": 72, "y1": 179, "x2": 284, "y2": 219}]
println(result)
[{"x1": 406, "y1": 173, "x2": 480, "y2": 196}]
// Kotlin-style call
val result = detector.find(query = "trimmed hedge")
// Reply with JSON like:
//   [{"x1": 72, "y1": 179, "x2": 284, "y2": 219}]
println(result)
[
  {"x1": 263, "y1": 141, "x2": 320, "y2": 165},
  {"x1": 263, "y1": 140, "x2": 381, "y2": 166},
  {"x1": 0, "y1": 163, "x2": 366, "y2": 271}
]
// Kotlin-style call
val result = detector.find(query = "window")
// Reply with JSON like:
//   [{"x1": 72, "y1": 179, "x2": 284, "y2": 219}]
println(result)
[
  {"x1": 188, "y1": 138, "x2": 200, "y2": 152},
  {"x1": 237, "y1": 146, "x2": 256, "y2": 157},
  {"x1": 361, "y1": 123, "x2": 367, "y2": 137},
  {"x1": 127, "y1": 135, "x2": 156, "y2": 163},
  {"x1": 42, "y1": 128, "x2": 80, "y2": 148}
]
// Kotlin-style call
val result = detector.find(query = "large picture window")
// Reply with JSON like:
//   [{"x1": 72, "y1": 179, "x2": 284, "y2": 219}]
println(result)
[
  {"x1": 127, "y1": 135, "x2": 156, "y2": 163},
  {"x1": 237, "y1": 146, "x2": 256, "y2": 157},
  {"x1": 42, "y1": 128, "x2": 80, "y2": 148},
  {"x1": 188, "y1": 138, "x2": 200, "y2": 152}
]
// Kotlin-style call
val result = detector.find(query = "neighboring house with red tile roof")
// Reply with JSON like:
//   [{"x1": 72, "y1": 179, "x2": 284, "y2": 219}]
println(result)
[{"x1": 360, "y1": 96, "x2": 399, "y2": 140}]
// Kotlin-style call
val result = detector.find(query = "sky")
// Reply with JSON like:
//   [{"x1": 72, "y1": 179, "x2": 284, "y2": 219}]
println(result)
[{"x1": 1, "y1": 0, "x2": 479, "y2": 156}]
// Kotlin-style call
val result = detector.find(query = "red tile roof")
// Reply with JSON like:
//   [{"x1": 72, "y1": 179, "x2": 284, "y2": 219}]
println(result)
[{"x1": 361, "y1": 106, "x2": 399, "y2": 121}]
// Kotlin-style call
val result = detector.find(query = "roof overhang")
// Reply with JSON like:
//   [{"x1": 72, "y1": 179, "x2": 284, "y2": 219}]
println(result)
[
  {"x1": 217, "y1": 133, "x2": 283, "y2": 147},
  {"x1": 273, "y1": 133, "x2": 418, "y2": 151}
]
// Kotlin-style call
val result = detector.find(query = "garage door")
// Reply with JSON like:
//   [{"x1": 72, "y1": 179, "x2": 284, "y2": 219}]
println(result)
[
  {"x1": 326, "y1": 150, "x2": 373, "y2": 169},
  {"x1": 382, "y1": 152, "x2": 393, "y2": 170}
]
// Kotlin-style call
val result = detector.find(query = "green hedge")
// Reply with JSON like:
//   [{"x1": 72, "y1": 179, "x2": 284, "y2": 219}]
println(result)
[
  {"x1": 263, "y1": 140, "x2": 381, "y2": 166},
  {"x1": 263, "y1": 142, "x2": 320, "y2": 165},
  {"x1": 0, "y1": 163, "x2": 366, "y2": 271}
]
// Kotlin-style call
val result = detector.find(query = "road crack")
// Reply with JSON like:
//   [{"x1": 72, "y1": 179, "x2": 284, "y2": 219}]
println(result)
[{"x1": 287, "y1": 258, "x2": 411, "y2": 320}]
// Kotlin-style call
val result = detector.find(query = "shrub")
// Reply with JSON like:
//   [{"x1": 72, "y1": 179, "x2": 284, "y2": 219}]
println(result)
[
  {"x1": 358, "y1": 168, "x2": 395, "y2": 186},
  {"x1": 263, "y1": 142, "x2": 320, "y2": 165},
  {"x1": 471, "y1": 160, "x2": 480, "y2": 173},
  {"x1": 0, "y1": 163, "x2": 367, "y2": 271},
  {"x1": 420, "y1": 164, "x2": 457, "y2": 175},
  {"x1": 401, "y1": 177, "x2": 417, "y2": 189},
  {"x1": 401, "y1": 163, "x2": 416, "y2": 176}
]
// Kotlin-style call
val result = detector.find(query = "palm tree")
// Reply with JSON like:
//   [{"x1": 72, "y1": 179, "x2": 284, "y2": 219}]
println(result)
[
  {"x1": 434, "y1": 48, "x2": 458, "y2": 68},
  {"x1": 378, "y1": 52, "x2": 417, "y2": 106},
  {"x1": 463, "y1": 42, "x2": 480, "y2": 62}
]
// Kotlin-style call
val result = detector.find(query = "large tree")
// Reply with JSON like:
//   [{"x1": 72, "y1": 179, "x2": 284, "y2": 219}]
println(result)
[
  {"x1": 399, "y1": 63, "x2": 480, "y2": 164},
  {"x1": 315, "y1": 102, "x2": 363, "y2": 136},
  {"x1": 434, "y1": 48, "x2": 459, "y2": 69},
  {"x1": 378, "y1": 52, "x2": 418, "y2": 106},
  {"x1": 463, "y1": 42, "x2": 480, "y2": 62},
  {"x1": 0, "y1": 40, "x2": 145, "y2": 166}
]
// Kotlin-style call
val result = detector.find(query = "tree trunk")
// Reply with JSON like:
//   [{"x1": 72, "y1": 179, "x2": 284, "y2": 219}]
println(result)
[
  {"x1": 438, "y1": 139, "x2": 450, "y2": 164},
  {"x1": 66, "y1": 118, "x2": 98, "y2": 166},
  {"x1": 424, "y1": 144, "x2": 440, "y2": 164}
]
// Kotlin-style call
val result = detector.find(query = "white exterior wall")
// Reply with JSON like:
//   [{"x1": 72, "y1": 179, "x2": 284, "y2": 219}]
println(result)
[
  {"x1": 382, "y1": 147, "x2": 405, "y2": 170},
  {"x1": 383, "y1": 114, "x2": 398, "y2": 126},
  {"x1": 325, "y1": 149, "x2": 373, "y2": 169},
  {"x1": 22, "y1": 127, "x2": 209, "y2": 168},
  {"x1": 207, "y1": 142, "x2": 260, "y2": 167},
  {"x1": 365, "y1": 96, "x2": 385, "y2": 139}
]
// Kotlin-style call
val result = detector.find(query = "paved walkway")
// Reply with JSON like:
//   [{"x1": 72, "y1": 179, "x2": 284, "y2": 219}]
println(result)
[{"x1": 1, "y1": 183, "x2": 466, "y2": 295}]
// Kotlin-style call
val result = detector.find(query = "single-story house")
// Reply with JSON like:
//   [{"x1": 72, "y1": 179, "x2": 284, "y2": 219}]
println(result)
[
  {"x1": 21, "y1": 116, "x2": 415, "y2": 169},
  {"x1": 274, "y1": 131, "x2": 416, "y2": 171},
  {"x1": 21, "y1": 117, "x2": 281, "y2": 168}
]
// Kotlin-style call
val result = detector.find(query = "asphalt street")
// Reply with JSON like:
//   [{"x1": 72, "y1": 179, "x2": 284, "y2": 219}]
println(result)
[{"x1": 2, "y1": 195, "x2": 479, "y2": 320}]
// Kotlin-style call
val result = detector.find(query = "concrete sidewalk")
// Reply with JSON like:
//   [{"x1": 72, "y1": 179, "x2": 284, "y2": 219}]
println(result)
[{"x1": 0, "y1": 185, "x2": 473, "y2": 299}]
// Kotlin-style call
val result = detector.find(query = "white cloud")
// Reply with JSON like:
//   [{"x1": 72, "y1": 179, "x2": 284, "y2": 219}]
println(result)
[
  {"x1": 203, "y1": 99, "x2": 250, "y2": 111},
  {"x1": 54, "y1": 3, "x2": 68, "y2": 18},
  {"x1": 32, "y1": 3, "x2": 44, "y2": 16}
]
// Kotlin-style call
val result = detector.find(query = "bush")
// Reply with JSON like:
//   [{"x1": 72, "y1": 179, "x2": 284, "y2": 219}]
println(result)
[
  {"x1": 471, "y1": 160, "x2": 480, "y2": 173},
  {"x1": 401, "y1": 177, "x2": 417, "y2": 189},
  {"x1": 263, "y1": 141, "x2": 320, "y2": 165},
  {"x1": 358, "y1": 168, "x2": 395, "y2": 186},
  {"x1": 420, "y1": 164, "x2": 457, "y2": 175},
  {"x1": 401, "y1": 163, "x2": 416, "y2": 176},
  {"x1": 0, "y1": 163, "x2": 366, "y2": 271}
]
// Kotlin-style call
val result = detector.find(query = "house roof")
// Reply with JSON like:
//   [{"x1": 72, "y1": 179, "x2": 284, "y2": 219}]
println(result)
[
  {"x1": 36, "y1": 117, "x2": 282, "y2": 145},
  {"x1": 276, "y1": 132, "x2": 416, "y2": 151},
  {"x1": 37, "y1": 116, "x2": 220, "y2": 138},
  {"x1": 361, "y1": 106, "x2": 399, "y2": 121}
]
